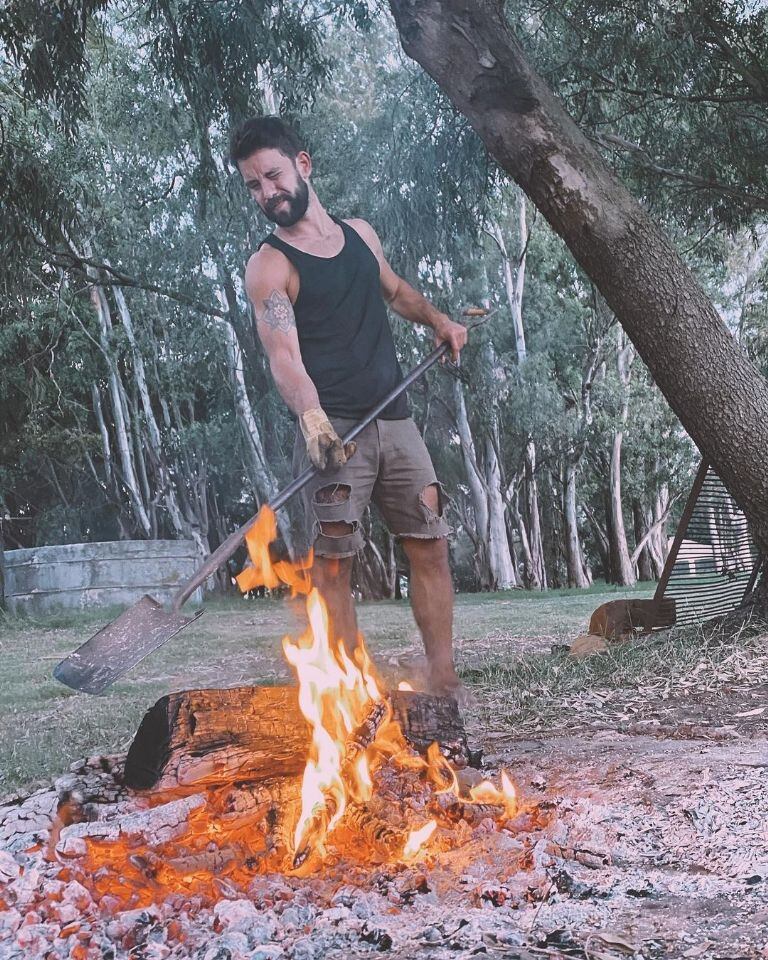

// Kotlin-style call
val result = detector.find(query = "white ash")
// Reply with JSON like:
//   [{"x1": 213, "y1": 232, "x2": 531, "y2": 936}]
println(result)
[{"x1": 0, "y1": 734, "x2": 767, "y2": 959}]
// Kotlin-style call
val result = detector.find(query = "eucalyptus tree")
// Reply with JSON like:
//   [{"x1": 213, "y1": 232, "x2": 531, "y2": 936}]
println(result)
[{"x1": 389, "y1": 0, "x2": 768, "y2": 560}]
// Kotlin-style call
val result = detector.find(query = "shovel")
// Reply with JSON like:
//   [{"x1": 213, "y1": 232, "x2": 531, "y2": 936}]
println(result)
[{"x1": 53, "y1": 322, "x2": 483, "y2": 695}]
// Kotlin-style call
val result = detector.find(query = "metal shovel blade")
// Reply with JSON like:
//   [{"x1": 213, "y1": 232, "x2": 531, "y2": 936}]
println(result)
[{"x1": 53, "y1": 595, "x2": 203, "y2": 695}]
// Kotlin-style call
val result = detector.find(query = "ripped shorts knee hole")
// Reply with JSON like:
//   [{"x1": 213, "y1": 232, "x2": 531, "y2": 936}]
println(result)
[{"x1": 419, "y1": 482, "x2": 446, "y2": 525}]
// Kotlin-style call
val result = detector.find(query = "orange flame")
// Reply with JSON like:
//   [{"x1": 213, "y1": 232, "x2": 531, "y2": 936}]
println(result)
[
  {"x1": 236, "y1": 506, "x2": 384, "y2": 867},
  {"x1": 236, "y1": 507, "x2": 312, "y2": 595},
  {"x1": 426, "y1": 741, "x2": 459, "y2": 795},
  {"x1": 283, "y1": 590, "x2": 383, "y2": 863},
  {"x1": 403, "y1": 819, "x2": 437, "y2": 859},
  {"x1": 469, "y1": 768, "x2": 517, "y2": 819}
]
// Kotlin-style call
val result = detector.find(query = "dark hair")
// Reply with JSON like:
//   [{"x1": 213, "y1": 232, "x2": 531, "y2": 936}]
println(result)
[{"x1": 228, "y1": 116, "x2": 306, "y2": 166}]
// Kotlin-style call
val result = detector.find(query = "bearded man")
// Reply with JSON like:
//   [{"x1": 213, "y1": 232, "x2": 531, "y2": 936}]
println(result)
[{"x1": 230, "y1": 116, "x2": 468, "y2": 698}]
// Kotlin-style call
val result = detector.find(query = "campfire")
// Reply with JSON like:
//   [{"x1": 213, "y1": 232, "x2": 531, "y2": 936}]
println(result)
[
  {"x1": 7, "y1": 512, "x2": 763, "y2": 956},
  {"x1": 231, "y1": 506, "x2": 518, "y2": 874},
  {"x1": 0, "y1": 509, "x2": 520, "y2": 915}
]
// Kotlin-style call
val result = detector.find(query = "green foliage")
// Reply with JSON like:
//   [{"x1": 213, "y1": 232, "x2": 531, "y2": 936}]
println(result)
[
  {"x1": 1, "y1": 0, "x2": 761, "y2": 595},
  {"x1": 514, "y1": 0, "x2": 768, "y2": 231}
]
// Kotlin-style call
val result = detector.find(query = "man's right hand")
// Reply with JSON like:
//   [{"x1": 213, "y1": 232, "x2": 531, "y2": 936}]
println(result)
[{"x1": 299, "y1": 408, "x2": 355, "y2": 471}]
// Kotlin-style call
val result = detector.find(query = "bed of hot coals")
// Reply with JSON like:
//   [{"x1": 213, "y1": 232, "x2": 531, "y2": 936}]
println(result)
[{"x1": 3, "y1": 725, "x2": 767, "y2": 960}]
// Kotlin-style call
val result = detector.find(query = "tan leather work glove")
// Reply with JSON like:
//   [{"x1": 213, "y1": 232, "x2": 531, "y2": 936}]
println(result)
[{"x1": 299, "y1": 408, "x2": 356, "y2": 471}]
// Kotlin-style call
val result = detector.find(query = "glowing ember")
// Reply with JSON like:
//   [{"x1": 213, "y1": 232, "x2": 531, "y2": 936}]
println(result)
[
  {"x1": 403, "y1": 819, "x2": 437, "y2": 859},
  {"x1": 398, "y1": 681, "x2": 414, "y2": 691}
]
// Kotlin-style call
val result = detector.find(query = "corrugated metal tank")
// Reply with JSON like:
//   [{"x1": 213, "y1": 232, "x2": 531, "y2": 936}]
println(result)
[{"x1": 1, "y1": 540, "x2": 204, "y2": 615}]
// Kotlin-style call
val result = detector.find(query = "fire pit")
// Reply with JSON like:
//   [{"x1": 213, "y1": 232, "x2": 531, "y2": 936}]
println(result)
[{"x1": 3, "y1": 509, "x2": 767, "y2": 958}]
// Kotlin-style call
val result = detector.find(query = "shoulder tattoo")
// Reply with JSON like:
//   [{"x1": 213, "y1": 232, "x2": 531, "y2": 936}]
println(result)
[{"x1": 258, "y1": 290, "x2": 295, "y2": 332}]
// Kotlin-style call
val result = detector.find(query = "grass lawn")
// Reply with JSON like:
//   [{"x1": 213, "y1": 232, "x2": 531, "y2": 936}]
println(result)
[{"x1": 2, "y1": 580, "x2": 766, "y2": 795}]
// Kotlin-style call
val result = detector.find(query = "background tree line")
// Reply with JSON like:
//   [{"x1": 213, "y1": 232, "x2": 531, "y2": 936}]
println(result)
[{"x1": 2, "y1": 0, "x2": 767, "y2": 596}]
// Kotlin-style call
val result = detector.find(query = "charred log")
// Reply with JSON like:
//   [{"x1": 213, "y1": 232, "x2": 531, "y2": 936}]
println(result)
[{"x1": 124, "y1": 687, "x2": 472, "y2": 791}]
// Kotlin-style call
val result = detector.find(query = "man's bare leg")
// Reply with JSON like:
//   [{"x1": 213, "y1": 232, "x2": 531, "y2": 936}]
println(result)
[
  {"x1": 401, "y1": 535, "x2": 459, "y2": 695},
  {"x1": 311, "y1": 552, "x2": 359, "y2": 659}
]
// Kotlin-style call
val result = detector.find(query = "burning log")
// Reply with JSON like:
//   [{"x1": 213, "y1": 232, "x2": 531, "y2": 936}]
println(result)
[
  {"x1": 429, "y1": 793, "x2": 506, "y2": 826},
  {"x1": 123, "y1": 686, "x2": 309, "y2": 791},
  {"x1": 343, "y1": 801, "x2": 402, "y2": 853},
  {"x1": 344, "y1": 699, "x2": 391, "y2": 766},
  {"x1": 124, "y1": 686, "x2": 472, "y2": 791},
  {"x1": 57, "y1": 793, "x2": 205, "y2": 849},
  {"x1": 391, "y1": 690, "x2": 476, "y2": 768}
]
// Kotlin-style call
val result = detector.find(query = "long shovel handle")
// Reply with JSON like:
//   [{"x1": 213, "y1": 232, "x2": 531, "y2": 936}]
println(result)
[{"x1": 170, "y1": 341, "x2": 450, "y2": 612}]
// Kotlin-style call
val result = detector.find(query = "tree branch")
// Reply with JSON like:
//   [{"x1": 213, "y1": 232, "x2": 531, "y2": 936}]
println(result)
[
  {"x1": 592, "y1": 133, "x2": 768, "y2": 212},
  {"x1": 43, "y1": 246, "x2": 228, "y2": 318}
]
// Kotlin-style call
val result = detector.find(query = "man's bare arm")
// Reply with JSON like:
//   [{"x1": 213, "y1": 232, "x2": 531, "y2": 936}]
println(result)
[
  {"x1": 245, "y1": 250, "x2": 351, "y2": 471},
  {"x1": 245, "y1": 251, "x2": 319, "y2": 416},
  {"x1": 347, "y1": 219, "x2": 468, "y2": 359}
]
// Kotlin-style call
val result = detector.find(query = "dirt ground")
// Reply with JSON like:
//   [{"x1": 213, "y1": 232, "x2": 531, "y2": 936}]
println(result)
[{"x1": 1, "y1": 588, "x2": 767, "y2": 958}]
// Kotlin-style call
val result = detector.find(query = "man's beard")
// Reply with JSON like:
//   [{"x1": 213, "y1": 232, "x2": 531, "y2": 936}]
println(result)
[{"x1": 263, "y1": 176, "x2": 310, "y2": 227}]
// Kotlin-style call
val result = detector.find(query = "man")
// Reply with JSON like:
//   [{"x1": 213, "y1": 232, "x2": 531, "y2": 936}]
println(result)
[{"x1": 230, "y1": 116, "x2": 468, "y2": 698}]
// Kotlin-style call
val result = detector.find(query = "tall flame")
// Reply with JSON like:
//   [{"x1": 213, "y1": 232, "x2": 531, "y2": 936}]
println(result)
[
  {"x1": 236, "y1": 507, "x2": 384, "y2": 867},
  {"x1": 236, "y1": 506, "x2": 520, "y2": 870}
]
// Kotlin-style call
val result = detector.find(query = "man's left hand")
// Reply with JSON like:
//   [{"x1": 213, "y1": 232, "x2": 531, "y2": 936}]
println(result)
[{"x1": 433, "y1": 316, "x2": 468, "y2": 361}]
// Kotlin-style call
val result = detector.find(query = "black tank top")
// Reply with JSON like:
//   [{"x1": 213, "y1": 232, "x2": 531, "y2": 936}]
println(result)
[{"x1": 259, "y1": 217, "x2": 408, "y2": 420}]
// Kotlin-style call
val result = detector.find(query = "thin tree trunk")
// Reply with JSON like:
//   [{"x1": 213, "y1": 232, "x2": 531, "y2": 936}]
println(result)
[
  {"x1": 523, "y1": 438, "x2": 546, "y2": 589},
  {"x1": 484, "y1": 434, "x2": 519, "y2": 589},
  {"x1": 91, "y1": 383, "x2": 114, "y2": 488},
  {"x1": 563, "y1": 460, "x2": 591, "y2": 588},
  {"x1": 650, "y1": 482, "x2": 670, "y2": 576},
  {"x1": 452, "y1": 379, "x2": 492, "y2": 588},
  {"x1": 607, "y1": 330, "x2": 636, "y2": 585},
  {"x1": 632, "y1": 499, "x2": 655, "y2": 582},
  {"x1": 609, "y1": 431, "x2": 636, "y2": 585},
  {"x1": 509, "y1": 483, "x2": 538, "y2": 589},
  {"x1": 90, "y1": 285, "x2": 152, "y2": 537}
]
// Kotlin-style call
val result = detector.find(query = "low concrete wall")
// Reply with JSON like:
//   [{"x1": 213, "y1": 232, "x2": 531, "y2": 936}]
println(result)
[{"x1": 2, "y1": 540, "x2": 204, "y2": 615}]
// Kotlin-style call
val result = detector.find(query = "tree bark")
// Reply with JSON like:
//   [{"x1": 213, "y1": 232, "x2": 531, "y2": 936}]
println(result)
[{"x1": 389, "y1": 0, "x2": 768, "y2": 553}]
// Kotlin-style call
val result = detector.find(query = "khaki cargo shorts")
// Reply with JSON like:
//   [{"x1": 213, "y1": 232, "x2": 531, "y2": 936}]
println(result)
[{"x1": 292, "y1": 416, "x2": 451, "y2": 558}]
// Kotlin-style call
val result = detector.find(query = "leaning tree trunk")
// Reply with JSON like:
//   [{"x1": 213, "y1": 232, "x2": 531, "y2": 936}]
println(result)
[{"x1": 390, "y1": 0, "x2": 768, "y2": 554}]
